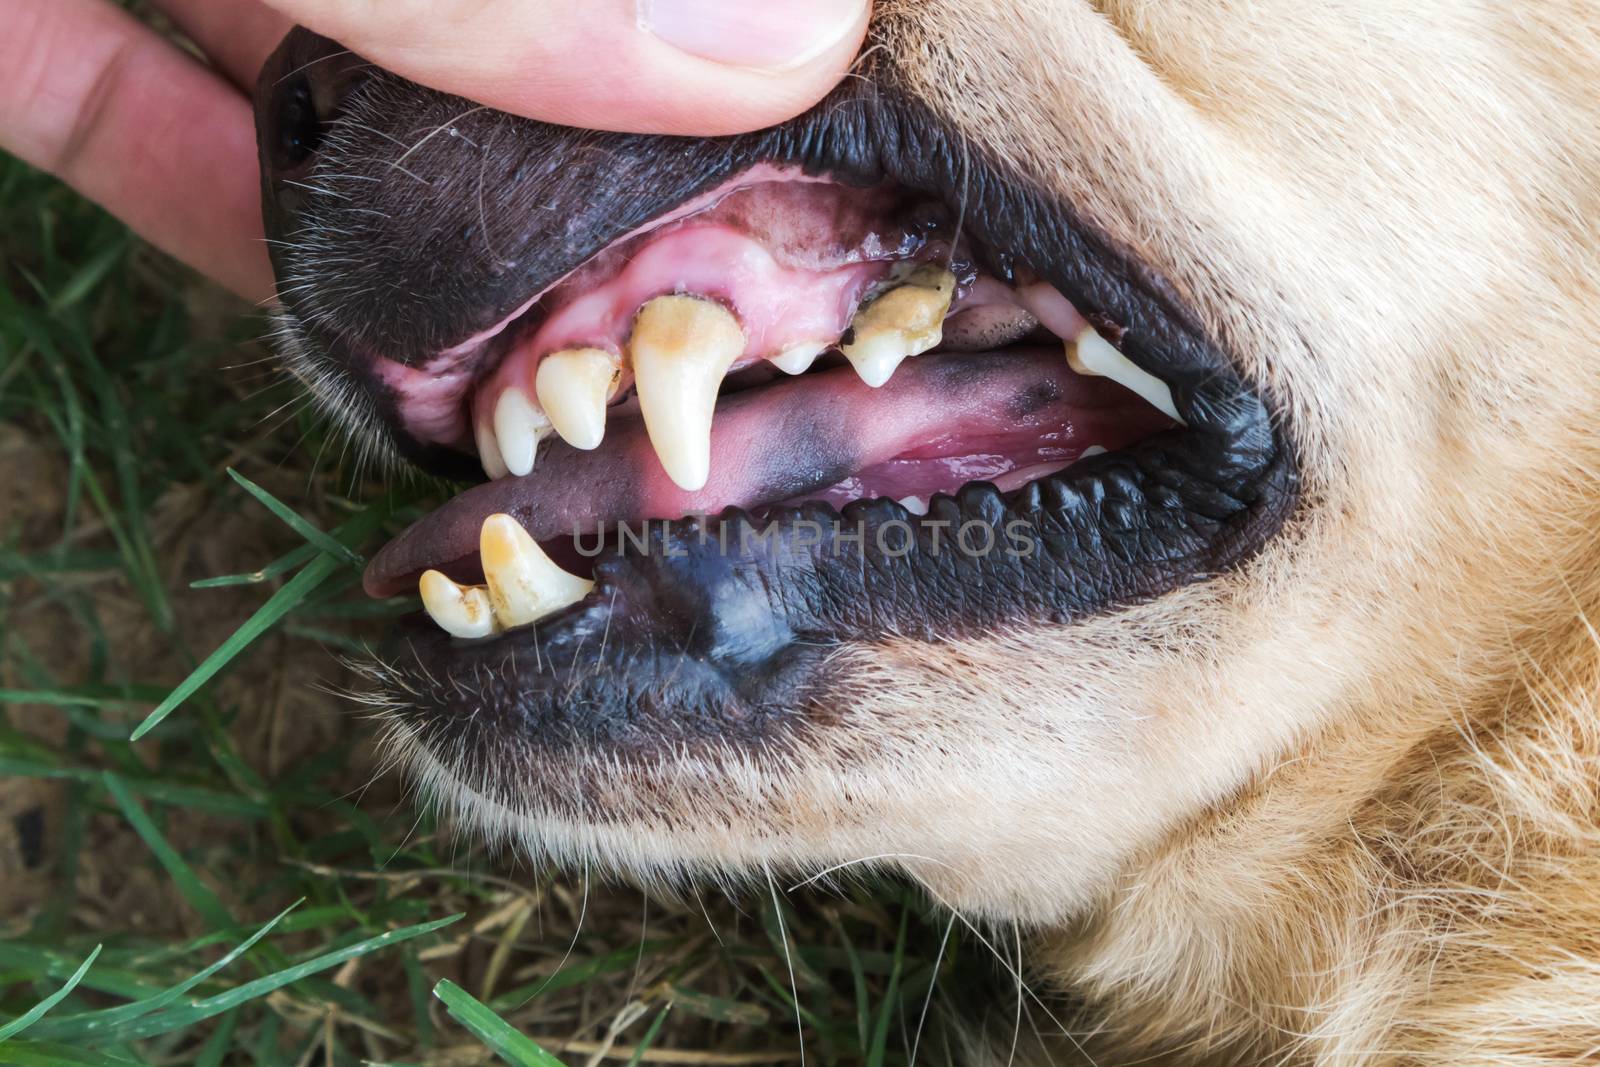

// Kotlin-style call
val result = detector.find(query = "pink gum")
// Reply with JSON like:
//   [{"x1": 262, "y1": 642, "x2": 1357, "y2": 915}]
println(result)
[{"x1": 473, "y1": 223, "x2": 895, "y2": 427}]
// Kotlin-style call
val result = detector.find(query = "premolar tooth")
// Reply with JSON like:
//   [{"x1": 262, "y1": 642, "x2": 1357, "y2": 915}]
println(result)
[
  {"x1": 629, "y1": 295, "x2": 746, "y2": 492},
  {"x1": 493, "y1": 387, "x2": 552, "y2": 477},
  {"x1": 1067, "y1": 327, "x2": 1184, "y2": 424},
  {"x1": 479, "y1": 513, "x2": 594, "y2": 629},
  {"x1": 419, "y1": 571, "x2": 498, "y2": 639},
  {"x1": 898, "y1": 495, "x2": 929, "y2": 516},
  {"x1": 536, "y1": 347, "x2": 621, "y2": 451},
  {"x1": 475, "y1": 418, "x2": 509, "y2": 480},
  {"x1": 770, "y1": 341, "x2": 828, "y2": 376},
  {"x1": 841, "y1": 264, "x2": 956, "y2": 388}
]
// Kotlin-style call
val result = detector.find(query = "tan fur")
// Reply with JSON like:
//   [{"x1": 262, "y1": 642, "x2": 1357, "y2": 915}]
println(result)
[{"x1": 398, "y1": 2, "x2": 1600, "y2": 1060}]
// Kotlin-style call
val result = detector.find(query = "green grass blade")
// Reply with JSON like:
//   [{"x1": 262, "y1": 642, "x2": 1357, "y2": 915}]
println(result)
[
  {"x1": 0, "y1": 1038, "x2": 143, "y2": 1066},
  {"x1": 101, "y1": 773, "x2": 233, "y2": 930},
  {"x1": 625, "y1": 1005, "x2": 671, "y2": 1067},
  {"x1": 434, "y1": 980, "x2": 567, "y2": 1067},
  {"x1": 0, "y1": 945, "x2": 161, "y2": 1002},
  {"x1": 103, "y1": 914, "x2": 462, "y2": 1044},
  {"x1": 866, "y1": 907, "x2": 911, "y2": 1067},
  {"x1": 490, "y1": 940, "x2": 682, "y2": 1011},
  {"x1": 188, "y1": 543, "x2": 317, "y2": 589},
  {"x1": 47, "y1": 235, "x2": 128, "y2": 314},
  {"x1": 27, "y1": 903, "x2": 299, "y2": 1043},
  {"x1": 0, "y1": 945, "x2": 102, "y2": 1041},
  {"x1": 192, "y1": 1007, "x2": 240, "y2": 1067},
  {"x1": 128, "y1": 551, "x2": 342, "y2": 741},
  {"x1": 225, "y1": 469, "x2": 362, "y2": 566},
  {"x1": 131, "y1": 504, "x2": 387, "y2": 740}
]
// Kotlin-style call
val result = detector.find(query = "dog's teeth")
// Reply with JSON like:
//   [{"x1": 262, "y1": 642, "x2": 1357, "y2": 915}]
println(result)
[
  {"x1": 769, "y1": 341, "x2": 828, "y2": 375},
  {"x1": 1080, "y1": 444, "x2": 1109, "y2": 458},
  {"x1": 419, "y1": 570, "x2": 499, "y2": 639},
  {"x1": 536, "y1": 347, "x2": 621, "y2": 451},
  {"x1": 493, "y1": 387, "x2": 552, "y2": 477},
  {"x1": 841, "y1": 264, "x2": 956, "y2": 388},
  {"x1": 1067, "y1": 327, "x2": 1184, "y2": 424},
  {"x1": 898, "y1": 495, "x2": 929, "y2": 516},
  {"x1": 629, "y1": 295, "x2": 746, "y2": 492},
  {"x1": 479, "y1": 513, "x2": 594, "y2": 629},
  {"x1": 475, "y1": 418, "x2": 509, "y2": 480}
]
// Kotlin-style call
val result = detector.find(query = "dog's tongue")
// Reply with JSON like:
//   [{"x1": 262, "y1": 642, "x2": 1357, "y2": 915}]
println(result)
[{"x1": 364, "y1": 350, "x2": 1163, "y2": 597}]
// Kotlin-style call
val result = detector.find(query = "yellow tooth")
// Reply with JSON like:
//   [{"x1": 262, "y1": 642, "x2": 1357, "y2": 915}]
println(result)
[
  {"x1": 493, "y1": 387, "x2": 551, "y2": 478},
  {"x1": 1067, "y1": 326, "x2": 1184, "y2": 424},
  {"x1": 769, "y1": 341, "x2": 828, "y2": 376},
  {"x1": 841, "y1": 264, "x2": 955, "y2": 388},
  {"x1": 479, "y1": 514, "x2": 594, "y2": 629},
  {"x1": 536, "y1": 347, "x2": 622, "y2": 451},
  {"x1": 475, "y1": 418, "x2": 509, "y2": 480},
  {"x1": 629, "y1": 295, "x2": 746, "y2": 492},
  {"x1": 419, "y1": 570, "x2": 499, "y2": 639}
]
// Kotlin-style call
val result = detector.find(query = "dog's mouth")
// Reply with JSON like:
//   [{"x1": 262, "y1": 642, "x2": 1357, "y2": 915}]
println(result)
[{"x1": 259, "y1": 32, "x2": 1298, "y2": 749}]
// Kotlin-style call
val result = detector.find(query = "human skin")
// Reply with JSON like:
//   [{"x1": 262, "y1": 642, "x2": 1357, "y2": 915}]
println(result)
[{"x1": 0, "y1": 0, "x2": 868, "y2": 302}]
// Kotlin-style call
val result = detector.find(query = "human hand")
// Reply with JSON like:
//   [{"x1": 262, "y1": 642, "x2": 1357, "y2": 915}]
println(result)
[{"x1": 0, "y1": 0, "x2": 869, "y2": 303}]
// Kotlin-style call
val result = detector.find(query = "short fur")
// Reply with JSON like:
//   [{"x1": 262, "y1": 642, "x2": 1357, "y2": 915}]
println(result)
[{"x1": 349, "y1": 2, "x2": 1600, "y2": 1061}]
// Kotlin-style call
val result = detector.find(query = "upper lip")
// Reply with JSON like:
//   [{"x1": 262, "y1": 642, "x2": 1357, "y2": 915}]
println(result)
[{"x1": 259, "y1": 32, "x2": 1299, "y2": 747}]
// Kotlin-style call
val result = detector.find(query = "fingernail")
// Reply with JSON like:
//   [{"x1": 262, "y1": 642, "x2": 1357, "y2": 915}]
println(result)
[{"x1": 638, "y1": 0, "x2": 866, "y2": 72}]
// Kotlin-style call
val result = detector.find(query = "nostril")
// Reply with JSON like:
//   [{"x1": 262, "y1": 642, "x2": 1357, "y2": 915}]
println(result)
[
  {"x1": 272, "y1": 75, "x2": 327, "y2": 172},
  {"x1": 257, "y1": 29, "x2": 371, "y2": 179}
]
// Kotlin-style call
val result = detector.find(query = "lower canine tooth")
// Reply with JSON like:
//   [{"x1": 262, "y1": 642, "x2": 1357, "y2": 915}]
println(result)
[
  {"x1": 479, "y1": 514, "x2": 594, "y2": 629},
  {"x1": 493, "y1": 387, "x2": 552, "y2": 477},
  {"x1": 770, "y1": 341, "x2": 827, "y2": 375},
  {"x1": 536, "y1": 347, "x2": 621, "y2": 451},
  {"x1": 1067, "y1": 327, "x2": 1183, "y2": 424},
  {"x1": 419, "y1": 571, "x2": 498, "y2": 639},
  {"x1": 630, "y1": 295, "x2": 746, "y2": 492},
  {"x1": 842, "y1": 264, "x2": 956, "y2": 387}
]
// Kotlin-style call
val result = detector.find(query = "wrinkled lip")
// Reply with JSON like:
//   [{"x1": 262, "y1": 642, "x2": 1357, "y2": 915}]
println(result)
[{"x1": 258, "y1": 30, "x2": 1298, "y2": 750}]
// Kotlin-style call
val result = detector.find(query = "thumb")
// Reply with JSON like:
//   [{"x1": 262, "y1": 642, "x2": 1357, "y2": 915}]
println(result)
[{"x1": 258, "y1": 0, "x2": 870, "y2": 136}]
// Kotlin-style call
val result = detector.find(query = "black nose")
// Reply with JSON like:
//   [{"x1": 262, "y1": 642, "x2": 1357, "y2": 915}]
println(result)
[{"x1": 255, "y1": 29, "x2": 369, "y2": 181}]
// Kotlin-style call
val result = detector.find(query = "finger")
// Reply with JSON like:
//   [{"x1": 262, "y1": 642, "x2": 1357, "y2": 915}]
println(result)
[
  {"x1": 0, "y1": 0, "x2": 273, "y2": 301},
  {"x1": 258, "y1": 0, "x2": 870, "y2": 136},
  {"x1": 149, "y1": 0, "x2": 294, "y2": 92}
]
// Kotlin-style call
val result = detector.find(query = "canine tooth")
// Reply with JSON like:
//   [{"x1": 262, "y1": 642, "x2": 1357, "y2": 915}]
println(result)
[
  {"x1": 1080, "y1": 444, "x2": 1109, "y2": 458},
  {"x1": 479, "y1": 513, "x2": 594, "y2": 629},
  {"x1": 419, "y1": 571, "x2": 498, "y2": 640},
  {"x1": 841, "y1": 264, "x2": 956, "y2": 388},
  {"x1": 898, "y1": 495, "x2": 929, "y2": 516},
  {"x1": 475, "y1": 418, "x2": 509, "y2": 480},
  {"x1": 770, "y1": 341, "x2": 828, "y2": 375},
  {"x1": 1067, "y1": 327, "x2": 1184, "y2": 424},
  {"x1": 536, "y1": 347, "x2": 621, "y2": 451},
  {"x1": 493, "y1": 387, "x2": 552, "y2": 477},
  {"x1": 630, "y1": 294, "x2": 746, "y2": 492}
]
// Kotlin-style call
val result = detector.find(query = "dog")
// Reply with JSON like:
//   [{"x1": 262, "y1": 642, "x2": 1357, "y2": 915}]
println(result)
[{"x1": 253, "y1": 2, "x2": 1600, "y2": 1061}]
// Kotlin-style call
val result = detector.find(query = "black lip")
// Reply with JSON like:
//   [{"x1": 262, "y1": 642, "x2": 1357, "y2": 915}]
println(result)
[{"x1": 257, "y1": 29, "x2": 1299, "y2": 759}]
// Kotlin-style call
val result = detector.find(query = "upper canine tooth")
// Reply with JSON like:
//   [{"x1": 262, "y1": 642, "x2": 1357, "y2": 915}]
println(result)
[
  {"x1": 841, "y1": 264, "x2": 956, "y2": 388},
  {"x1": 1067, "y1": 326, "x2": 1184, "y2": 424},
  {"x1": 629, "y1": 294, "x2": 746, "y2": 492},
  {"x1": 769, "y1": 341, "x2": 828, "y2": 376},
  {"x1": 479, "y1": 514, "x2": 594, "y2": 629},
  {"x1": 493, "y1": 387, "x2": 552, "y2": 477},
  {"x1": 475, "y1": 418, "x2": 509, "y2": 480},
  {"x1": 536, "y1": 347, "x2": 622, "y2": 451},
  {"x1": 419, "y1": 570, "x2": 499, "y2": 639}
]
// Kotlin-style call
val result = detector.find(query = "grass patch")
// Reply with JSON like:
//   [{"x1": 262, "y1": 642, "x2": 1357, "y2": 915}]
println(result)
[{"x1": 0, "y1": 138, "x2": 1035, "y2": 1061}]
